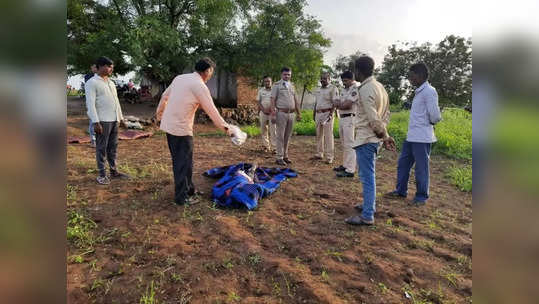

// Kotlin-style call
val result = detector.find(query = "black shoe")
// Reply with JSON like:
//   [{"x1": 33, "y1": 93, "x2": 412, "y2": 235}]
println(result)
[
  {"x1": 384, "y1": 190, "x2": 406, "y2": 199},
  {"x1": 410, "y1": 200, "x2": 426, "y2": 207},
  {"x1": 336, "y1": 171, "x2": 354, "y2": 178},
  {"x1": 283, "y1": 158, "x2": 292, "y2": 164},
  {"x1": 345, "y1": 215, "x2": 374, "y2": 226},
  {"x1": 333, "y1": 165, "x2": 345, "y2": 172},
  {"x1": 276, "y1": 159, "x2": 287, "y2": 166},
  {"x1": 110, "y1": 170, "x2": 130, "y2": 180}
]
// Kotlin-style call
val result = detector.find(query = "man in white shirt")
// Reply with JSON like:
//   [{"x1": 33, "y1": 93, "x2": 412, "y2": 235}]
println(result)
[
  {"x1": 85, "y1": 56, "x2": 129, "y2": 185},
  {"x1": 386, "y1": 63, "x2": 442, "y2": 206}
]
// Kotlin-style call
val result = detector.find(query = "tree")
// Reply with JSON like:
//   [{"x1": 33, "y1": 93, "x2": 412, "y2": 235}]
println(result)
[
  {"x1": 67, "y1": 0, "x2": 331, "y2": 92},
  {"x1": 237, "y1": 0, "x2": 330, "y2": 90},
  {"x1": 332, "y1": 50, "x2": 368, "y2": 78},
  {"x1": 377, "y1": 35, "x2": 472, "y2": 107}
]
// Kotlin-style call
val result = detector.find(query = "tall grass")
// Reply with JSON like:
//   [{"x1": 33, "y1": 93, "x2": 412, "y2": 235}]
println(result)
[
  {"x1": 447, "y1": 166, "x2": 472, "y2": 192},
  {"x1": 241, "y1": 108, "x2": 471, "y2": 160},
  {"x1": 388, "y1": 108, "x2": 472, "y2": 160}
]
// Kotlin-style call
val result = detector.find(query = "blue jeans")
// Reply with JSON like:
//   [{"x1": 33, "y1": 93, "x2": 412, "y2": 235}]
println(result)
[
  {"x1": 89, "y1": 120, "x2": 96, "y2": 142},
  {"x1": 355, "y1": 142, "x2": 379, "y2": 221},
  {"x1": 396, "y1": 140, "x2": 432, "y2": 202}
]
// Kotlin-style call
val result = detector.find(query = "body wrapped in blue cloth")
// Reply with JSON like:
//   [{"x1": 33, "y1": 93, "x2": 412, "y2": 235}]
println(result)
[{"x1": 203, "y1": 163, "x2": 297, "y2": 210}]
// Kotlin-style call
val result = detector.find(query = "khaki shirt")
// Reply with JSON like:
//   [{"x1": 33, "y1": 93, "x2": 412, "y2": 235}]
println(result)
[
  {"x1": 257, "y1": 87, "x2": 272, "y2": 111},
  {"x1": 337, "y1": 82, "x2": 359, "y2": 115},
  {"x1": 271, "y1": 80, "x2": 297, "y2": 110},
  {"x1": 353, "y1": 76, "x2": 390, "y2": 147},
  {"x1": 314, "y1": 84, "x2": 338, "y2": 124}
]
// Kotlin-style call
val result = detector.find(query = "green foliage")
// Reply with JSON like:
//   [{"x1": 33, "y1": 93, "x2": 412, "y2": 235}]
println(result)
[
  {"x1": 388, "y1": 108, "x2": 471, "y2": 160},
  {"x1": 377, "y1": 35, "x2": 472, "y2": 107},
  {"x1": 241, "y1": 108, "x2": 471, "y2": 160},
  {"x1": 238, "y1": 0, "x2": 331, "y2": 90},
  {"x1": 67, "y1": 210, "x2": 97, "y2": 250},
  {"x1": 332, "y1": 50, "x2": 369, "y2": 78},
  {"x1": 293, "y1": 110, "x2": 340, "y2": 137},
  {"x1": 447, "y1": 166, "x2": 472, "y2": 192},
  {"x1": 140, "y1": 280, "x2": 158, "y2": 304},
  {"x1": 68, "y1": 0, "x2": 331, "y2": 89}
]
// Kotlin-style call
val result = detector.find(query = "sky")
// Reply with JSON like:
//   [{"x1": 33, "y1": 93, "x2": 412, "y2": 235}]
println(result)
[{"x1": 304, "y1": 0, "x2": 473, "y2": 68}]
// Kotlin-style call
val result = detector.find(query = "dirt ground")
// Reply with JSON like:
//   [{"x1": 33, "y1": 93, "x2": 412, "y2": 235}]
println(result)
[{"x1": 67, "y1": 98, "x2": 472, "y2": 304}]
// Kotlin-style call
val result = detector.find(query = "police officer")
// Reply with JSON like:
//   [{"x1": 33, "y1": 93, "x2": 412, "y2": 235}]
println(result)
[
  {"x1": 257, "y1": 75, "x2": 276, "y2": 152},
  {"x1": 270, "y1": 67, "x2": 301, "y2": 166},
  {"x1": 334, "y1": 71, "x2": 358, "y2": 177},
  {"x1": 313, "y1": 72, "x2": 338, "y2": 164}
]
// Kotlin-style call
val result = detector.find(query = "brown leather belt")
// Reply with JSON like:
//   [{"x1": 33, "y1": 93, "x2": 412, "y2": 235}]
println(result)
[
  {"x1": 316, "y1": 108, "x2": 332, "y2": 113},
  {"x1": 339, "y1": 113, "x2": 355, "y2": 118},
  {"x1": 277, "y1": 108, "x2": 295, "y2": 113}
]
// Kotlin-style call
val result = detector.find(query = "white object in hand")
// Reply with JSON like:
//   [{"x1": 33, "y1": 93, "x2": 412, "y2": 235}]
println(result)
[{"x1": 228, "y1": 125, "x2": 247, "y2": 146}]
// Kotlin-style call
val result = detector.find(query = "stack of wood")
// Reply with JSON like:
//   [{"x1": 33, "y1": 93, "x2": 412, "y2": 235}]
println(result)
[
  {"x1": 194, "y1": 105, "x2": 259, "y2": 125},
  {"x1": 220, "y1": 105, "x2": 259, "y2": 125}
]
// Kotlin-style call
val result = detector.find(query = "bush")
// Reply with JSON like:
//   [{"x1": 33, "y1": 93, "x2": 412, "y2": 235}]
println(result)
[{"x1": 447, "y1": 166, "x2": 472, "y2": 192}]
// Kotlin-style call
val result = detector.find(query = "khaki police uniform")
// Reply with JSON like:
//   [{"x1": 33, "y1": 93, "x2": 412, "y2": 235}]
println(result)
[
  {"x1": 257, "y1": 87, "x2": 276, "y2": 150},
  {"x1": 353, "y1": 76, "x2": 390, "y2": 148},
  {"x1": 314, "y1": 84, "x2": 338, "y2": 163},
  {"x1": 271, "y1": 80, "x2": 298, "y2": 160},
  {"x1": 337, "y1": 82, "x2": 359, "y2": 173}
]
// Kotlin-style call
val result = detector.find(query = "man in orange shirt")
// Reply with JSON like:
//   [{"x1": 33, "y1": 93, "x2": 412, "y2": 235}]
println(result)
[{"x1": 156, "y1": 57, "x2": 234, "y2": 205}]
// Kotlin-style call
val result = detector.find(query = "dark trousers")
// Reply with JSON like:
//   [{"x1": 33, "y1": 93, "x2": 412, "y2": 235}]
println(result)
[
  {"x1": 95, "y1": 121, "x2": 118, "y2": 176},
  {"x1": 166, "y1": 133, "x2": 194, "y2": 204},
  {"x1": 396, "y1": 140, "x2": 432, "y2": 202}
]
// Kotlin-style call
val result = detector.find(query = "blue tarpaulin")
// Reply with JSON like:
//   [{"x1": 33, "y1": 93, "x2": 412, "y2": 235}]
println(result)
[{"x1": 203, "y1": 163, "x2": 298, "y2": 210}]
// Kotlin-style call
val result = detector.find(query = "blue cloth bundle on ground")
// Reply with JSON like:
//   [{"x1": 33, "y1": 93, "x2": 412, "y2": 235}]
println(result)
[{"x1": 203, "y1": 163, "x2": 298, "y2": 210}]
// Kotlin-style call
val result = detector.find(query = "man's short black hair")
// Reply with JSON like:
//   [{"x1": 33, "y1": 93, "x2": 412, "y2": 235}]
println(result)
[
  {"x1": 96, "y1": 56, "x2": 113, "y2": 68},
  {"x1": 409, "y1": 62, "x2": 429, "y2": 79},
  {"x1": 262, "y1": 75, "x2": 271, "y2": 79},
  {"x1": 281, "y1": 67, "x2": 291, "y2": 73},
  {"x1": 354, "y1": 56, "x2": 375, "y2": 77},
  {"x1": 195, "y1": 57, "x2": 216, "y2": 72},
  {"x1": 341, "y1": 71, "x2": 354, "y2": 80}
]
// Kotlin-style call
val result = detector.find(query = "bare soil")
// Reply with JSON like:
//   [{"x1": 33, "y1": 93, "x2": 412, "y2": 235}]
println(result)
[{"x1": 67, "y1": 98, "x2": 472, "y2": 304}]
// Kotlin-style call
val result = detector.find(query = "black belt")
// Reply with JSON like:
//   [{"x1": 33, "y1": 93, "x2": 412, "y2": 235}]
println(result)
[{"x1": 339, "y1": 113, "x2": 355, "y2": 118}]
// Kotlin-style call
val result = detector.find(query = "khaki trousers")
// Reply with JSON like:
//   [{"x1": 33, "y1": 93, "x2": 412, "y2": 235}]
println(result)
[
  {"x1": 259, "y1": 111, "x2": 276, "y2": 149},
  {"x1": 275, "y1": 111, "x2": 296, "y2": 160},
  {"x1": 338, "y1": 116, "x2": 356, "y2": 173},
  {"x1": 315, "y1": 115, "x2": 334, "y2": 161}
]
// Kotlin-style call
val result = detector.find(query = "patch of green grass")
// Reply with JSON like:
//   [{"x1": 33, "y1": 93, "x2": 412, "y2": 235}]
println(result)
[
  {"x1": 67, "y1": 184, "x2": 77, "y2": 203},
  {"x1": 240, "y1": 107, "x2": 471, "y2": 159},
  {"x1": 140, "y1": 280, "x2": 159, "y2": 304},
  {"x1": 320, "y1": 270, "x2": 330, "y2": 282},
  {"x1": 67, "y1": 210, "x2": 97, "y2": 250},
  {"x1": 196, "y1": 131, "x2": 226, "y2": 137},
  {"x1": 240, "y1": 125, "x2": 261, "y2": 137},
  {"x1": 378, "y1": 282, "x2": 389, "y2": 294},
  {"x1": 388, "y1": 108, "x2": 471, "y2": 160},
  {"x1": 247, "y1": 253, "x2": 262, "y2": 267},
  {"x1": 325, "y1": 249, "x2": 343, "y2": 262},
  {"x1": 440, "y1": 268, "x2": 460, "y2": 287},
  {"x1": 447, "y1": 166, "x2": 472, "y2": 192},
  {"x1": 227, "y1": 291, "x2": 241, "y2": 302}
]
